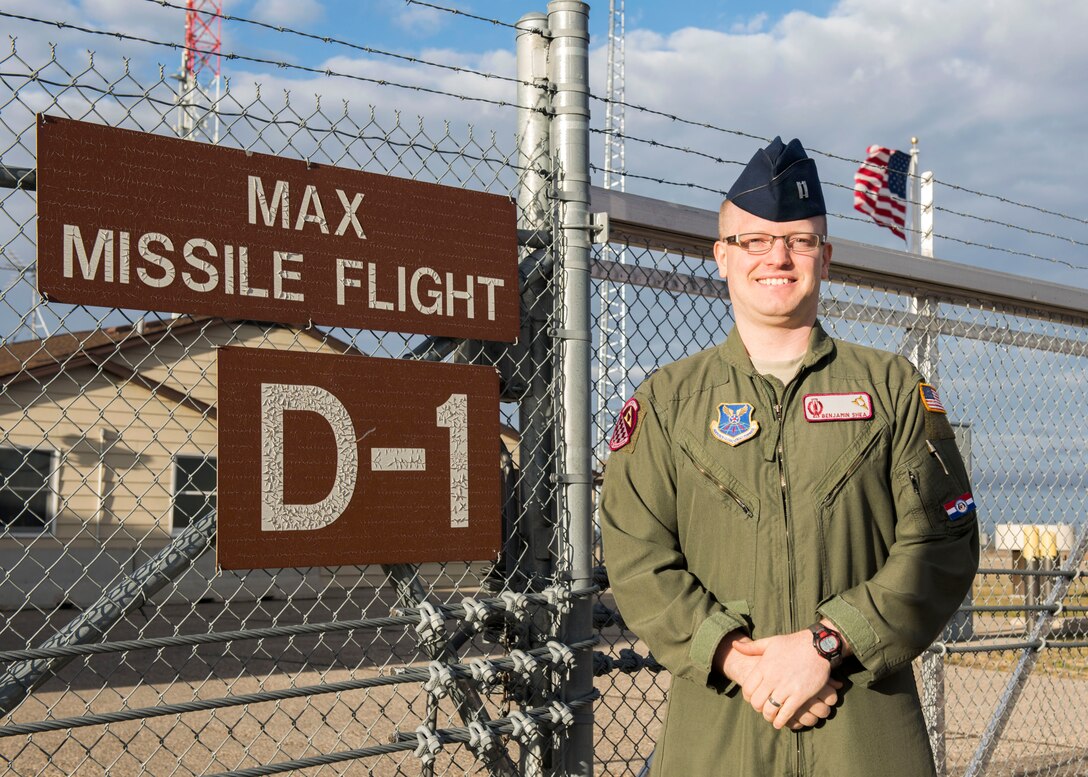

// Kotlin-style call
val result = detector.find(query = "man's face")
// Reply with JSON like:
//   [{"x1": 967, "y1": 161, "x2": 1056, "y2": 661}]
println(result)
[{"x1": 713, "y1": 205, "x2": 832, "y2": 331}]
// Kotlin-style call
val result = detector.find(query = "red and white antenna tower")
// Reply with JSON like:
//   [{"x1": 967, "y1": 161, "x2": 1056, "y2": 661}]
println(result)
[{"x1": 175, "y1": 0, "x2": 222, "y2": 142}]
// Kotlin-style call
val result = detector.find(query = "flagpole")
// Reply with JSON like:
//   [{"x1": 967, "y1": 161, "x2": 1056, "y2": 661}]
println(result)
[
  {"x1": 910, "y1": 134, "x2": 946, "y2": 777},
  {"x1": 909, "y1": 137, "x2": 921, "y2": 255}
]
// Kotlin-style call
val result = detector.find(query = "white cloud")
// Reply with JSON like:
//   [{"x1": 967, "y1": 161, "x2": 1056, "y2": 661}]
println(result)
[
  {"x1": 730, "y1": 12, "x2": 768, "y2": 34},
  {"x1": 250, "y1": 0, "x2": 325, "y2": 26}
]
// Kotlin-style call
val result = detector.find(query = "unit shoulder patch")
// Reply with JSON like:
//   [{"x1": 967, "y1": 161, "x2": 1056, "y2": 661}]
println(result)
[
  {"x1": 803, "y1": 392, "x2": 873, "y2": 422},
  {"x1": 711, "y1": 402, "x2": 760, "y2": 446},
  {"x1": 608, "y1": 397, "x2": 641, "y2": 452}
]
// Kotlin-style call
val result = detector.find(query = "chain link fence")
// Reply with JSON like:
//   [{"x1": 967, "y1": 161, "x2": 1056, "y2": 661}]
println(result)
[
  {"x1": 3, "y1": 5, "x2": 1088, "y2": 776},
  {"x1": 589, "y1": 215, "x2": 1088, "y2": 776},
  {"x1": 0, "y1": 24, "x2": 601, "y2": 775}
]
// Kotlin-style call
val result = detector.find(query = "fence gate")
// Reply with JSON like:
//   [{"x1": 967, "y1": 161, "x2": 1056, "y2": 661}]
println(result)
[{"x1": 0, "y1": 3, "x2": 600, "y2": 775}]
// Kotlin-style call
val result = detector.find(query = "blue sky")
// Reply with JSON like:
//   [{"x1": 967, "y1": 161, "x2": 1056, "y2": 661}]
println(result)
[{"x1": 3, "y1": 0, "x2": 1088, "y2": 292}]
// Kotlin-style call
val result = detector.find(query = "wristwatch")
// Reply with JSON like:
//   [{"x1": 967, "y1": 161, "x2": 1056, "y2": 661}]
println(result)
[{"x1": 808, "y1": 623, "x2": 844, "y2": 668}]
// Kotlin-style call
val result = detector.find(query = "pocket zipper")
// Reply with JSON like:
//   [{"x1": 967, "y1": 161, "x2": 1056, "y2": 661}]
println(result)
[
  {"x1": 820, "y1": 430, "x2": 883, "y2": 509},
  {"x1": 691, "y1": 460, "x2": 755, "y2": 519}
]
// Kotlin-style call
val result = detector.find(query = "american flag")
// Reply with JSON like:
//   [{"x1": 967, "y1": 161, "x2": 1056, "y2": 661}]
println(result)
[{"x1": 854, "y1": 145, "x2": 911, "y2": 240}]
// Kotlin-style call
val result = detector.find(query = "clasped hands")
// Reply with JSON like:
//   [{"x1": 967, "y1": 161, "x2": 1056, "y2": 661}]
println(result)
[{"x1": 716, "y1": 629, "x2": 843, "y2": 731}]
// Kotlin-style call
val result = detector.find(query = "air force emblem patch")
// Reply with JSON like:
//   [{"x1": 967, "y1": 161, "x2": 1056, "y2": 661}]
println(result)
[{"x1": 711, "y1": 403, "x2": 759, "y2": 446}]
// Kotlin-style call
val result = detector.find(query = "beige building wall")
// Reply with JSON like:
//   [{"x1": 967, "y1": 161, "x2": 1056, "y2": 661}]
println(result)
[{"x1": 0, "y1": 323, "x2": 349, "y2": 610}]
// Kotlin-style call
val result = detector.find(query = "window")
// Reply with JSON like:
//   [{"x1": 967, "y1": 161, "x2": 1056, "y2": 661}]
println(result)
[
  {"x1": 173, "y1": 455, "x2": 216, "y2": 532},
  {"x1": 0, "y1": 446, "x2": 55, "y2": 533}
]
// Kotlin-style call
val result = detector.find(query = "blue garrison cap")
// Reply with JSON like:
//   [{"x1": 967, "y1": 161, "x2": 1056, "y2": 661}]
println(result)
[{"x1": 727, "y1": 137, "x2": 826, "y2": 222}]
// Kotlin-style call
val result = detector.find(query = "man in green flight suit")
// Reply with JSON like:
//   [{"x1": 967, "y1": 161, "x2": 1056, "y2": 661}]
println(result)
[{"x1": 599, "y1": 137, "x2": 979, "y2": 776}]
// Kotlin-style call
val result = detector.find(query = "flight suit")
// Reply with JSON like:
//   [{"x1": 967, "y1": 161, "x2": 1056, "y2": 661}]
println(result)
[{"x1": 599, "y1": 323, "x2": 979, "y2": 777}]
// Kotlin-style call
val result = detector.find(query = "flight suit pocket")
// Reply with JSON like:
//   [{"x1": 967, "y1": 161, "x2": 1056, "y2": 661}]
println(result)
[
  {"x1": 899, "y1": 437, "x2": 976, "y2": 536},
  {"x1": 675, "y1": 434, "x2": 760, "y2": 603},
  {"x1": 812, "y1": 423, "x2": 890, "y2": 595}
]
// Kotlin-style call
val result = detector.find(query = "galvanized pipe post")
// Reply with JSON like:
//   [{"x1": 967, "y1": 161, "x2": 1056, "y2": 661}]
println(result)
[
  {"x1": 547, "y1": 2, "x2": 595, "y2": 775},
  {"x1": 516, "y1": 11, "x2": 559, "y2": 589}
]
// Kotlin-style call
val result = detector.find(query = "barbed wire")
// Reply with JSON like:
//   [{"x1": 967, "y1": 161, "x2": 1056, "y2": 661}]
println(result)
[
  {"x1": 588, "y1": 164, "x2": 1088, "y2": 273},
  {"x1": 588, "y1": 163, "x2": 729, "y2": 199},
  {"x1": 588, "y1": 126, "x2": 745, "y2": 171},
  {"x1": 936, "y1": 205, "x2": 1088, "y2": 250},
  {"x1": 403, "y1": 0, "x2": 528, "y2": 32},
  {"x1": 589, "y1": 93, "x2": 1088, "y2": 228},
  {"x1": 592, "y1": 124, "x2": 1088, "y2": 253},
  {"x1": 0, "y1": 71, "x2": 529, "y2": 181},
  {"x1": 0, "y1": 11, "x2": 540, "y2": 115},
  {"x1": 144, "y1": 0, "x2": 538, "y2": 90}
]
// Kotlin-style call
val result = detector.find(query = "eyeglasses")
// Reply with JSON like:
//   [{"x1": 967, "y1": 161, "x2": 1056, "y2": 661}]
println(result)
[{"x1": 721, "y1": 233, "x2": 827, "y2": 255}]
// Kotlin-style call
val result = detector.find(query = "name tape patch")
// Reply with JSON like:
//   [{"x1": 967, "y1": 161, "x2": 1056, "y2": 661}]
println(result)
[
  {"x1": 943, "y1": 492, "x2": 976, "y2": 521},
  {"x1": 803, "y1": 392, "x2": 873, "y2": 422},
  {"x1": 919, "y1": 383, "x2": 946, "y2": 414},
  {"x1": 608, "y1": 397, "x2": 640, "y2": 452}
]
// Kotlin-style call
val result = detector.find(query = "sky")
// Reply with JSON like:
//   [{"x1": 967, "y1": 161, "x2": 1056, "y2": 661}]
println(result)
[{"x1": 2, "y1": 0, "x2": 1088, "y2": 299}]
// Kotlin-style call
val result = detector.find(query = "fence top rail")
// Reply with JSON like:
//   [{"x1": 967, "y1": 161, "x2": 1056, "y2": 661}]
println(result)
[{"x1": 589, "y1": 186, "x2": 1088, "y2": 324}]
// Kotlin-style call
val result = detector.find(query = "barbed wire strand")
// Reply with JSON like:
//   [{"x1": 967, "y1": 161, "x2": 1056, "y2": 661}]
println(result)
[
  {"x1": 0, "y1": 11, "x2": 539, "y2": 115},
  {"x1": 588, "y1": 164, "x2": 1088, "y2": 273},
  {"x1": 403, "y1": 0, "x2": 526, "y2": 32},
  {"x1": 590, "y1": 126, "x2": 1088, "y2": 251},
  {"x1": 144, "y1": 0, "x2": 540, "y2": 89},
  {"x1": 589, "y1": 94, "x2": 1088, "y2": 228},
  {"x1": 0, "y1": 71, "x2": 528, "y2": 177}
]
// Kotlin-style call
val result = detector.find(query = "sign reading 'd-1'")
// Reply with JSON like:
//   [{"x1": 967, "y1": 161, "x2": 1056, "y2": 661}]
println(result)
[
  {"x1": 216, "y1": 347, "x2": 501, "y2": 569},
  {"x1": 36, "y1": 115, "x2": 518, "y2": 341}
]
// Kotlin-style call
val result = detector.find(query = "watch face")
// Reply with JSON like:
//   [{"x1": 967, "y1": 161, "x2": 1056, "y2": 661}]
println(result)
[{"x1": 818, "y1": 634, "x2": 839, "y2": 653}]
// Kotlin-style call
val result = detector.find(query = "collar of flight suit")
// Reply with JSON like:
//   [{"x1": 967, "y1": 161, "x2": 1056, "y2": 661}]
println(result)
[{"x1": 718, "y1": 320, "x2": 837, "y2": 378}]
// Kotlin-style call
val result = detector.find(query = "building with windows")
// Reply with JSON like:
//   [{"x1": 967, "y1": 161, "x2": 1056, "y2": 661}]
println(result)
[{"x1": 0, "y1": 316, "x2": 357, "y2": 609}]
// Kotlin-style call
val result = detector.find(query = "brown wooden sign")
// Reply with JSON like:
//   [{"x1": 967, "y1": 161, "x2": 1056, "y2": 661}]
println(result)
[
  {"x1": 36, "y1": 115, "x2": 518, "y2": 341},
  {"x1": 216, "y1": 347, "x2": 501, "y2": 569}
]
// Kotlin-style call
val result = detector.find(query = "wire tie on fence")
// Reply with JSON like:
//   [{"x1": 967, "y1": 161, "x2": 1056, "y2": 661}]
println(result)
[
  {"x1": 508, "y1": 710, "x2": 541, "y2": 746},
  {"x1": 460, "y1": 596, "x2": 494, "y2": 633},
  {"x1": 499, "y1": 591, "x2": 530, "y2": 623},
  {"x1": 469, "y1": 657, "x2": 501, "y2": 690},
  {"x1": 1054, "y1": 602, "x2": 1065, "y2": 616},
  {"x1": 509, "y1": 649, "x2": 540, "y2": 681},
  {"x1": 413, "y1": 724, "x2": 443, "y2": 766},
  {"x1": 467, "y1": 720, "x2": 500, "y2": 760},
  {"x1": 423, "y1": 661, "x2": 456, "y2": 699},
  {"x1": 547, "y1": 701, "x2": 575, "y2": 730},
  {"x1": 546, "y1": 640, "x2": 575, "y2": 670},
  {"x1": 1037, "y1": 637, "x2": 1048, "y2": 651},
  {"x1": 414, "y1": 602, "x2": 446, "y2": 645},
  {"x1": 543, "y1": 584, "x2": 573, "y2": 615}
]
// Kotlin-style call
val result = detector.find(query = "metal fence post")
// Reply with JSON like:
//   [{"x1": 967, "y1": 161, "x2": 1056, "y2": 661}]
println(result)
[
  {"x1": 547, "y1": 2, "x2": 595, "y2": 775},
  {"x1": 516, "y1": 11, "x2": 559, "y2": 591}
]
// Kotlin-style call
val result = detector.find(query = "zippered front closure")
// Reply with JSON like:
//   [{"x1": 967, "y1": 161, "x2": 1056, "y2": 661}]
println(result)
[{"x1": 770, "y1": 396, "x2": 805, "y2": 777}]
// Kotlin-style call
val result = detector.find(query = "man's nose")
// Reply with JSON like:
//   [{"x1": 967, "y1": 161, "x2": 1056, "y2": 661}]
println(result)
[{"x1": 763, "y1": 237, "x2": 793, "y2": 263}]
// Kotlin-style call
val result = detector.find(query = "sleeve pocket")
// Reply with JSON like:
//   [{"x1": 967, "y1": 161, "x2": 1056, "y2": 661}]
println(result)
[{"x1": 899, "y1": 437, "x2": 976, "y2": 536}]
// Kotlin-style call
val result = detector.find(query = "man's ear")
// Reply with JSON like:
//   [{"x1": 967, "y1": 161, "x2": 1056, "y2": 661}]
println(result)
[
  {"x1": 820, "y1": 242, "x2": 833, "y2": 280},
  {"x1": 713, "y1": 240, "x2": 729, "y2": 280}
]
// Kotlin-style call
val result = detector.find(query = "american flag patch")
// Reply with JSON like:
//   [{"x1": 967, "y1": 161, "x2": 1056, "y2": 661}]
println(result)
[
  {"x1": 943, "y1": 493, "x2": 976, "y2": 521},
  {"x1": 919, "y1": 383, "x2": 946, "y2": 414}
]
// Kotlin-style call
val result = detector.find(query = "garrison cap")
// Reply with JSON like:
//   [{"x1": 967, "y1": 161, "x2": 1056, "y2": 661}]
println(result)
[{"x1": 727, "y1": 136, "x2": 826, "y2": 222}]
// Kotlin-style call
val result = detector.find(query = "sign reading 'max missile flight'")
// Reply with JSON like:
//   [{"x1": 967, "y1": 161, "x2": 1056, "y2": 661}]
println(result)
[
  {"x1": 36, "y1": 115, "x2": 518, "y2": 341},
  {"x1": 216, "y1": 347, "x2": 501, "y2": 568}
]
